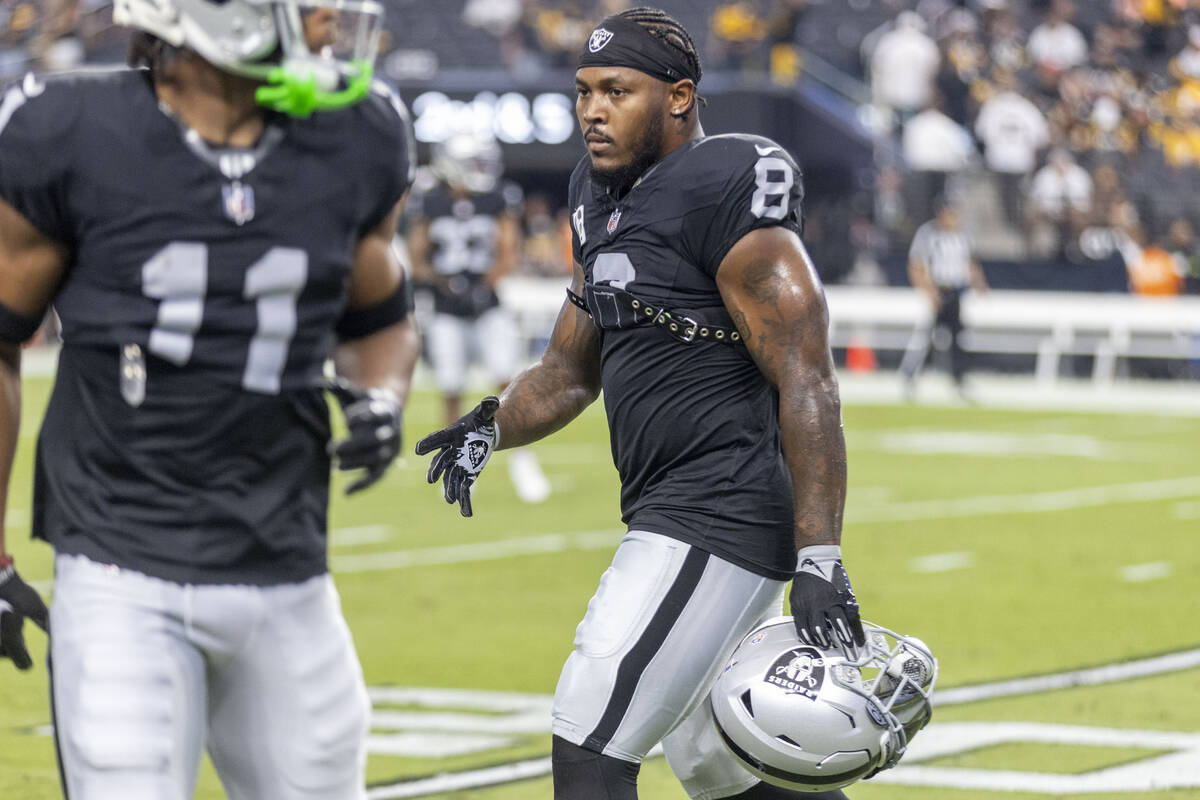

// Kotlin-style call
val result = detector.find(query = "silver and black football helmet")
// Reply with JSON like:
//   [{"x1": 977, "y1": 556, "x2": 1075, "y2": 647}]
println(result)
[
  {"x1": 114, "y1": 0, "x2": 384, "y2": 115},
  {"x1": 710, "y1": 617, "x2": 937, "y2": 793},
  {"x1": 431, "y1": 133, "x2": 503, "y2": 194}
]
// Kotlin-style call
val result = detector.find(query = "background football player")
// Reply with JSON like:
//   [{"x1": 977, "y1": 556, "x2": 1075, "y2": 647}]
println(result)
[
  {"x1": 0, "y1": 1, "x2": 419, "y2": 798},
  {"x1": 418, "y1": 7, "x2": 862, "y2": 799},
  {"x1": 408, "y1": 133, "x2": 550, "y2": 503}
]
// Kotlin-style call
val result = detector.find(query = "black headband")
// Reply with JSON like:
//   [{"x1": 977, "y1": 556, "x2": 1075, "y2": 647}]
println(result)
[{"x1": 578, "y1": 15, "x2": 698, "y2": 85}]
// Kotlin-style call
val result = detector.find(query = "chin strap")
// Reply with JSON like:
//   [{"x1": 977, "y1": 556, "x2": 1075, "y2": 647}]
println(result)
[{"x1": 255, "y1": 60, "x2": 373, "y2": 117}]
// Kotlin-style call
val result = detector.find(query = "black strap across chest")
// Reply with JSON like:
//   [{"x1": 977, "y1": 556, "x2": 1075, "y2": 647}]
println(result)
[{"x1": 567, "y1": 286, "x2": 744, "y2": 346}]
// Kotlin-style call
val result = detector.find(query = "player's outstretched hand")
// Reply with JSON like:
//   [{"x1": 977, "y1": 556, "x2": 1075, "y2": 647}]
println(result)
[
  {"x1": 329, "y1": 377, "x2": 403, "y2": 495},
  {"x1": 414, "y1": 397, "x2": 499, "y2": 518},
  {"x1": 0, "y1": 558, "x2": 49, "y2": 671},
  {"x1": 789, "y1": 545, "x2": 866, "y2": 652}
]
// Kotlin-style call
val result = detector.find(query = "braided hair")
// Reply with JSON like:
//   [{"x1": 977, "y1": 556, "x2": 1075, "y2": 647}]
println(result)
[
  {"x1": 617, "y1": 7, "x2": 703, "y2": 85},
  {"x1": 616, "y1": 7, "x2": 706, "y2": 119}
]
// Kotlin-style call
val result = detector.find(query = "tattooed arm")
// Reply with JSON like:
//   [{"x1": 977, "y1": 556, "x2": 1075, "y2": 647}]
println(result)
[
  {"x1": 717, "y1": 226, "x2": 846, "y2": 550},
  {"x1": 492, "y1": 260, "x2": 602, "y2": 449}
]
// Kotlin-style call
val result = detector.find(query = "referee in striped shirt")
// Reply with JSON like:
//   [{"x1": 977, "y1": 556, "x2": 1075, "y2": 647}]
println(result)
[{"x1": 900, "y1": 198, "x2": 988, "y2": 397}]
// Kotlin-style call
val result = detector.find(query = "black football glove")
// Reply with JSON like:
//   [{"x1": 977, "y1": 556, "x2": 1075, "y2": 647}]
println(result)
[
  {"x1": 790, "y1": 545, "x2": 865, "y2": 652},
  {"x1": 329, "y1": 377, "x2": 403, "y2": 495},
  {"x1": 0, "y1": 558, "x2": 49, "y2": 671},
  {"x1": 414, "y1": 396, "x2": 499, "y2": 518}
]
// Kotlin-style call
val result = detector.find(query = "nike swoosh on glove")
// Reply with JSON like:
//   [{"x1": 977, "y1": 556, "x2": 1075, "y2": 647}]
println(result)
[
  {"x1": 790, "y1": 545, "x2": 866, "y2": 652},
  {"x1": 414, "y1": 397, "x2": 499, "y2": 518},
  {"x1": 329, "y1": 377, "x2": 403, "y2": 495},
  {"x1": 0, "y1": 559, "x2": 49, "y2": 671}
]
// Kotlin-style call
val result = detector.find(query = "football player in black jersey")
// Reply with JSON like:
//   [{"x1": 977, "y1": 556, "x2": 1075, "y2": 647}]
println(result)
[
  {"x1": 0, "y1": 1, "x2": 418, "y2": 797},
  {"x1": 408, "y1": 134, "x2": 551, "y2": 503},
  {"x1": 418, "y1": 7, "x2": 862, "y2": 800}
]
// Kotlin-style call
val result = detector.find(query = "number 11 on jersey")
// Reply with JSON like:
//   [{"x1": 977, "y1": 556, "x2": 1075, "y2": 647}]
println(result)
[{"x1": 141, "y1": 243, "x2": 309, "y2": 395}]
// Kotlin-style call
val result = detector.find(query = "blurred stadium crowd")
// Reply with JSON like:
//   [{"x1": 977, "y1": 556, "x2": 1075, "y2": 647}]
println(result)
[{"x1": 5, "y1": 0, "x2": 1200, "y2": 296}]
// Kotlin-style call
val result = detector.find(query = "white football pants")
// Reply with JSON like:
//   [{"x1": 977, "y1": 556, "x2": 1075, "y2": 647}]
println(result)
[
  {"x1": 551, "y1": 530, "x2": 788, "y2": 799},
  {"x1": 427, "y1": 308, "x2": 520, "y2": 395},
  {"x1": 49, "y1": 553, "x2": 369, "y2": 800}
]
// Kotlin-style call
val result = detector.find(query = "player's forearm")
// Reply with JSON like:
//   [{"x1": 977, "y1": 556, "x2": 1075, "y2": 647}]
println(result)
[
  {"x1": 494, "y1": 355, "x2": 599, "y2": 450},
  {"x1": 778, "y1": 368, "x2": 847, "y2": 551},
  {"x1": 334, "y1": 318, "x2": 420, "y2": 406},
  {"x1": 0, "y1": 343, "x2": 21, "y2": 556}
]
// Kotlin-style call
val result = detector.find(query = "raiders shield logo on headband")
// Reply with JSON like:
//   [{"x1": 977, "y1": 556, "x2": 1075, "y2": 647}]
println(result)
[{"x1": 589, "y1": 28, "x2": 614, "y2": 53}]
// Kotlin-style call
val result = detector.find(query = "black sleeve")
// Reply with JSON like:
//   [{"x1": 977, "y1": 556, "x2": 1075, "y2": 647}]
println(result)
[
  {"x1": 0, "y1": 73, "x2": 77, "y2": 244},
  {"x1": 678, "y1": 136, "x2": 805, "y2": 277},
  {"x1": 566, "y1": 156, "x2": 590, "y2": 265},
  {"x1": 358, "y1": 83, "x2": 416, "y2": 236}
]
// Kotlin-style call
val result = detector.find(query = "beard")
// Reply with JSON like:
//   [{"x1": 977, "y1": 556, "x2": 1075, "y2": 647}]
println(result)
[{"x1": 589, "y1": 112, "x2": 664, "y2": 198}]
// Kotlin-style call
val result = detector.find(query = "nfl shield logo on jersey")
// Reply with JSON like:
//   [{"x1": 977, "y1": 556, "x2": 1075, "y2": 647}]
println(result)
[
  {"x1": 222, "y1": 181, "x2": 255, "y2": 226},
  {"x1": 607, "y1": 207, "x2": 622, "y2": 235},
  {"x1": 589, "y1": 28, "x2": 614, "y2": 53}
]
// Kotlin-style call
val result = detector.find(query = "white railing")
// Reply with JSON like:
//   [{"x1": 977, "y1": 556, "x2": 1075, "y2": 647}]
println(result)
[{"x1": 497, "y1": 278, "x2": 1200, "y2": 386}]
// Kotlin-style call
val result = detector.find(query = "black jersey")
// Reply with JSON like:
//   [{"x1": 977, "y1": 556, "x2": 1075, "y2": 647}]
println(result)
[
  {"x1": 417, "y1": 181, "x2": 521, "y2": 318},
  {"x1": 568, "y1": 134, "x2": 805, "y2": 580},
  {"x1": 0, "y1": 68, "x2": 414, "y2": 585}
]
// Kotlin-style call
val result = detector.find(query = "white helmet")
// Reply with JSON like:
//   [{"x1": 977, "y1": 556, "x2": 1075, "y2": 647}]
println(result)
[
  {"x1": 432, "y1": 133, "x2": 503, "y2": 193},
  {"x1": 113, "y1": 0, "x2": 384, "y2": 116},
  {"x1": 710, "y1": 617, "x2": 936, "y2": 793}
]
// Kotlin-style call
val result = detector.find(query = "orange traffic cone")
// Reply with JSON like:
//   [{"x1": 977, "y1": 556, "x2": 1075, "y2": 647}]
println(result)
[{"x1": 846, "y1": 335, "x2": 878, "y2": 373}]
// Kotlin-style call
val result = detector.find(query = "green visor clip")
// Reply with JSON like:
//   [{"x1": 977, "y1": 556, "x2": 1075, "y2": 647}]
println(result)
[{"x1": 256, "y1": 60, "x2": 373, "y2": 118}]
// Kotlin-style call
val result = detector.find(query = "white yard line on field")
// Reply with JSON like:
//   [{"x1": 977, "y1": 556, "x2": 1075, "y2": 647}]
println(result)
[
  {"x1": 1119, "y1": 561, "x2": 1173, "y2": 582},
  {"x1": 909, "y1": 552, "x2": 974, "y2": 573},
  {"x1": 361, "y1": 645, "x2": 1200, "y2": 798},
  {"x1": 366, "y1": 757, "x2": 552, "y2": 799},
  {"x1": 22, "y1": 473, "x2": 1199, "y2": 592},
  {"x1": 1174, "y1": 500, "x2": 1200, "y2": 520},
  {"x1": 26, "y1": 529, "x2": 627, "y2": 592},
  {"x1": 336, "y1": 475, "x2": 1200, "y2": 575},
  {"x1": 332, "y1": 529, "x2": 624, "y2": 573},
  {"x1": 935, "y1": 646, "x2": 1200, "y2": 706},
  {"x1": 847, "y1": 475, "x2": 1200, "y2": 523}
]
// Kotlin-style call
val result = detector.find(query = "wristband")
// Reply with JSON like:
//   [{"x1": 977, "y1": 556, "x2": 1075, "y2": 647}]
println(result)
[
  {"x1": 797, "y1": 544, "x2": 842, "y2": 566},
  {"x1": 335, "y1": 282, "x2": 411, "y2": 341}
]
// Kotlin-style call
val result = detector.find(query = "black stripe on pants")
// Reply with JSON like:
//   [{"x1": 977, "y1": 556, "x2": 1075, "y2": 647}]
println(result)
[
  {"x1": 582, "y1": 546, "x2": 710, "y2": 753},
  {"x1": 48, "y1": 654, "x2": 71, "y2": 800}
]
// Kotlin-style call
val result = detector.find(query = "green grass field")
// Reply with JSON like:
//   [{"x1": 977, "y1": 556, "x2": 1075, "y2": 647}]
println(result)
[{"x1": 2, "y1": 372, "x2": 1199, "y2": 799}]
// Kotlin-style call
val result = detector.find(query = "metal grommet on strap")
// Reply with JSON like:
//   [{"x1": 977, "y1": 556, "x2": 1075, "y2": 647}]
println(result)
[
  {"x1": 645, "y1": 308, "x2": 654, "y2": 317},
  {"x1": 631, "y1": 300, "x2": 640, "y2": 309},
  {"x1": 700, "y1": 327, "x2": 709, "y2": 337},
  {"x1": 716, "y1": 330, "x2": 725, "y2": 339},
  {"x1": 669, "y1": 323, "x2": 678, "y2": 331},
  {"x1": 731, "y1": 332, "x2": 740, "y2": 341}
]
